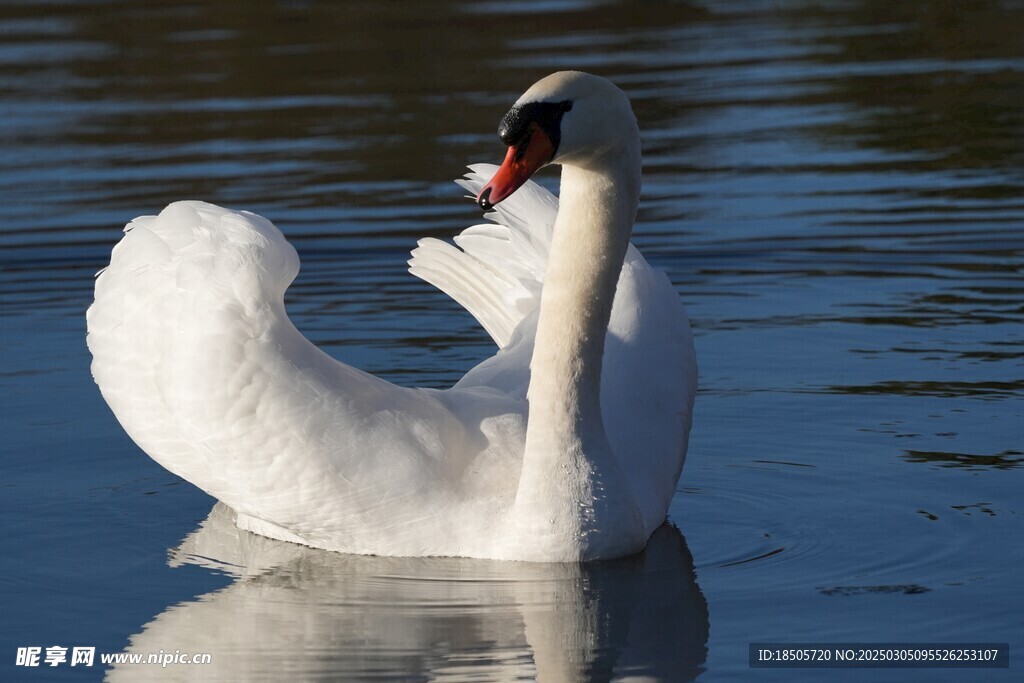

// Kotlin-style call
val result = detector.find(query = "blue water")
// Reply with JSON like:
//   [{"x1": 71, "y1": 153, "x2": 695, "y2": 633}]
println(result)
[{"x1": 1, "y1": 1, "x2": 1022, "y2": 681}]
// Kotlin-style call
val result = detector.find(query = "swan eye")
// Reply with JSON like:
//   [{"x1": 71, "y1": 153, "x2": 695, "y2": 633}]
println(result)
[
  {"x1": 513, "y1": 129, "x2": 533, "y2": 163},
  {"x1": 498, "y1": 99, "x2": 573, "y2": 154}
]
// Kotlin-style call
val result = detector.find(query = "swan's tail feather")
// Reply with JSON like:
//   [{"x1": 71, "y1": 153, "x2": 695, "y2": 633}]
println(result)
[
  {"x1": 89, "y1": 200, "x2": 480, "y2": 550},
  {"x1": 407, "y1": 164, "x2": 557, "y2": 348},
  {"x1": 87, "y1": 201, "x2": 301, "y2": 492}
]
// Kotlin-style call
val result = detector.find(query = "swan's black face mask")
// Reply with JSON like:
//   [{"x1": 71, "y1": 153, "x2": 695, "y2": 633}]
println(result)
[
  {"x1": 498, "y1": 100, "x2": 573, "y2": 151},
  {"x1": 477, "y1": 100, "x2": 573, "y2": 211}
]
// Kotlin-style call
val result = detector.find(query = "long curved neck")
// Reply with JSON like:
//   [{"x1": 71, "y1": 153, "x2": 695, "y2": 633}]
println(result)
[
  {"x1": 510, "y1": 141, "x2": 643, "y2": 559},
  {"x1": 525, "y1": 143, "x2": 641, "y2": 464}
]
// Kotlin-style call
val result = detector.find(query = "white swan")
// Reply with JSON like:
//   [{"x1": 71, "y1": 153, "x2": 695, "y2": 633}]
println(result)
[{"x1": 86, "y1": 71, "x2": 697, "y2": 562}]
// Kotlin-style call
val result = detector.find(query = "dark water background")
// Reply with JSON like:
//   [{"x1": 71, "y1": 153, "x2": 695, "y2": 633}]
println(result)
[{"x1": 1, "y1": 1, "x2": 1022, "y2": 681}]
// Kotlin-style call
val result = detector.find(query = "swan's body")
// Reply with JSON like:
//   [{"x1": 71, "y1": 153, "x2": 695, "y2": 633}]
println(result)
[{"x1": 87, "y1": 72, "x2": 696, "y2": 561}]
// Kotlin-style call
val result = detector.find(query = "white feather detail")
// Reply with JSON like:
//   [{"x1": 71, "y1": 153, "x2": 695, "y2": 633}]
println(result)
[{"x1": 408, "y1": 163, "x2": 554, "y2": 347}]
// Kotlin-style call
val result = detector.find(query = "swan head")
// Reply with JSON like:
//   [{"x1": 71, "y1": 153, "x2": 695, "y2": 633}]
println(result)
[{"x1": 477, "y1": 71, "x2": 639, "y2": 210}]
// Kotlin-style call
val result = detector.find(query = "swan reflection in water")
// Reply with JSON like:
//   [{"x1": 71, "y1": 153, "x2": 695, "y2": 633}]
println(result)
[{"x1": 107, "y1": 504, "x2": 709, "y2": 682}]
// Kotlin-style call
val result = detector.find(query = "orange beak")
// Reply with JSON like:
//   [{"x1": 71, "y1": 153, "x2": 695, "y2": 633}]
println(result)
[{"x1": 477, "y1": 123, "x2": 556, "y2": 210}]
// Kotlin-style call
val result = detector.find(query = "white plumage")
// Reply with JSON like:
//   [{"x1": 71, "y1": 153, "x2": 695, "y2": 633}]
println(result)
[
  {"x1": 410, "y1": 168, "x2": 557, "y2": 346},
  {"x1": 87, "y1": 72, "x2": 697, "y2": 561}
]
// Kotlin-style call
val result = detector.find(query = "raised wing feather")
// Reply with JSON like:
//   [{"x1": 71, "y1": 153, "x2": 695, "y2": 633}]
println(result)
[{"x1": 408, "y1": 164, "x2": 557, "y2": 347}]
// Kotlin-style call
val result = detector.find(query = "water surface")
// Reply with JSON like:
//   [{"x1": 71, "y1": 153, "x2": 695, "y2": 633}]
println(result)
[{"x1": 1, "y1": 1, "x2": 1022, "y2": 681}]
